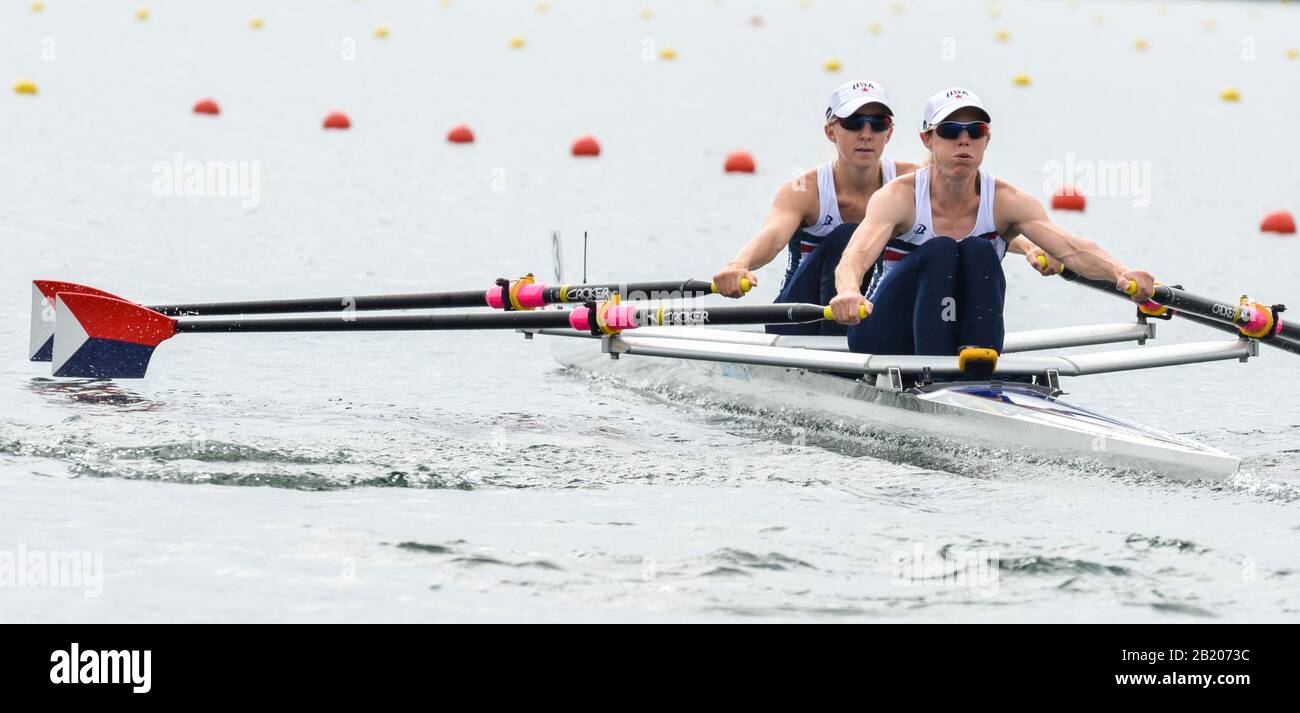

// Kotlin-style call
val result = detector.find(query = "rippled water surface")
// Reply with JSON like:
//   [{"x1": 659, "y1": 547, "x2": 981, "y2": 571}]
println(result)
[{"x1": 3, "y1": 0, "x2": 1299, "y2": 622}]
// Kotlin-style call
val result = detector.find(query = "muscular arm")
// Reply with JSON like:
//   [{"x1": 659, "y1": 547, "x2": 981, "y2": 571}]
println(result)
[
  {"x1": 712, "y1": 181, "x2": 811, "y2": 296},
  {"x1": 828, "y1": 181, "x2": 912, "y2": 322},
  {"x1": 997, "y1": 182, "x2": 1155, "y2": 299}
]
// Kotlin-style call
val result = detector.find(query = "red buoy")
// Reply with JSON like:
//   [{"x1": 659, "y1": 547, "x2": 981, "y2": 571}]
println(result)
[
  {"x1": 1051, "y1": 187, "x2": 1086, "y2": 211},
  {"x1": 1260, "y1": 210, "x2": 1296, "y2": 235},
  {"x1": 724, "y1": 150, "x2": 756, "y2": 173},
  {"x1": 447, "y1": 124, "x2": 475, "y2": 144},
  {"x1": 323, "y1": 111, "x2": 351, "y2": 130},
  {"x1": 750, "y1": 15, "x2": 764, "y2": 27},
  {"x1": 192, "y1": 98, "x2": 220, "y2": 116},
  {"x1": 571, "y1": 135, "x2": 601, "y2": 157}
]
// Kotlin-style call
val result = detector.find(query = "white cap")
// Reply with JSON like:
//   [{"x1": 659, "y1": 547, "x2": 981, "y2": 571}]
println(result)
[
  {"x1": 825, "y1": 80, "x2": 893, "y2": 123},
  {"x1": 919, "y1": 87, "x2": 991, "y2": 131}
]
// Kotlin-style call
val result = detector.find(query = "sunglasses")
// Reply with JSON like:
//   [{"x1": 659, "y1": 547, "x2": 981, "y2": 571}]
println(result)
[
  {"x1": 837, "y1": 114, "x2": 893, "y2": 132},
  {"x1": 932, "y1": 121, "x2": 989, "y2": 140}
]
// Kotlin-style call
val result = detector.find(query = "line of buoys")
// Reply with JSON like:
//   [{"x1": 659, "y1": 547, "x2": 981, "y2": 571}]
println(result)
[
  {"x1": 1260, "y1": 210, "x2": 1296, "y2": 235},
  {"x1": 192, "y1": 98, "x2": 220, "y2": 115},
  {"x1": 323, "y1": 111, "x2": 351, "y2": 130},
  {"x1": 724, "y1": 151, "x2": 756, "y2": 174},
  {"x1": 14, "y1": 79, "x2": 38, "y2": 95},
  {"x1": 447, "y1": 124, "x2": 475, "y2": 143},
  {"x1": 571, "y1": 135, "x2": 601, "y2": 157},
  {"x1": 1051, "y1": 187, "x2": 1086, "y2": 212}
]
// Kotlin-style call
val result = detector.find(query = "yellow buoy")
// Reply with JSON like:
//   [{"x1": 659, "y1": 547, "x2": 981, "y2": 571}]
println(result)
[
  {"x1": 890, "y1": 2, "x2": 904, "y2": 13},
  {"x1": 1220, "y1": 87, "x2": 1240, "y2": 102},
  {"x1": 1287, "y1": 48, "x2": 1299, "y2": 60},
  {"x1": 1203, "y1": 19, "x2": 1215, "y2": 31},
  {"x1": 823, "y1": 57, "x2": 842, "y2": 72},
  {"x1": 374, "y1": 25, "x2": 390, "y2": 38},
  {"x1": 29, "y1": 1, "x2": 44, "y2": 12},
  {"x1": 508, "y1": 35, "x2": 526, "y2": 49},
  {"x1": 14, "y1": 79, "x2": 38, "y2": 95},
  {"x1": 536, "y1": 3, "x2": 550, "y2": 13},
  {"x1": 135, "y1": 7, "x2": 150, "y2": 21},
  {"x1": 249, "y1": 16, "x2": 264, "y2": 30},
  {"x1": 640, "y1": 8, "x2": 653, "y2": 20},
  {"x1": 867, "y1": 22, "x2": 883, "y2": 35},
  {"x1": 659, "y1": 46, "x2": 678, "y2": 60},
  {"x1": 994, "y1": 29, "x2": 1011, "y2": 42},
  {"x1": 1134, "y1": 38, "x2": 1149, "y2": 51},
  {"x1": 1012, "y1": 73, "x2": 1031, "y2": 87}
]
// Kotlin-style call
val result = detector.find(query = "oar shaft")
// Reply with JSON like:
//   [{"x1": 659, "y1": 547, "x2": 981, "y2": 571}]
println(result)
[
  {"x1": 1058, "y1": 268, "x2": 1300, "y2": 355},
  {"x1": 173, "y1": 302, "x2": 832, "y2": 335},
  {"x1": 151, "y1": 278, "x2": 738, "y2": 317}
]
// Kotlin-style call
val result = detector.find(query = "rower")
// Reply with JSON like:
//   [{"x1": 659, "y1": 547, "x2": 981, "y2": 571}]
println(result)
[
  {"x1": 711, "y1": 80, "x2": 919, "y2": 335},
  {"x1": 827, "y1": 87, "x2": 1156, "y2": 358}
]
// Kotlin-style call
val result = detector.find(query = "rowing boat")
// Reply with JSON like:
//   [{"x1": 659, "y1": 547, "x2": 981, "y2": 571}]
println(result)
[
  {"x1": 539, "y1": 323, "x2": 1244, "y2": 481},
  {"x1": 25, "y1": 266, "x2": 1294, "y2": 482}
]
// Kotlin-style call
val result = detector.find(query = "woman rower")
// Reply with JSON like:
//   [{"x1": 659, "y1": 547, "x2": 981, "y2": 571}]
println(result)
[
  {"x1": 711, "y1": 80, "x2": 919, "y2": 335},
  {"x1": 827, "y1": 87, "x2": 1155, "y2": 357}
]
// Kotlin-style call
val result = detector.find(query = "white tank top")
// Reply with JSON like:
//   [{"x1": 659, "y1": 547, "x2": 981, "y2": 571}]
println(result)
[
  {"x1": 866, "y1": 165, "x2": 1006, "y2": 298},
  {"x1": 797, "y1": 158, "x2": 897, "y2": 241}
]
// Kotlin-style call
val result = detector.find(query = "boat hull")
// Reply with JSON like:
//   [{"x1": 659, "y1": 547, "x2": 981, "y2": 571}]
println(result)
[{"x1": 548, "y1": 334, "x2": 1240, "y2": 481}]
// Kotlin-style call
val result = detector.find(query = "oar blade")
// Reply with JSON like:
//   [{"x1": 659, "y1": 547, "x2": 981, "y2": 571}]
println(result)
[
  {"x1": 52, "y1": 293, "x2": 177, "y2": 379},
  {"x1": 30, "y1": 280, "x2": 131, "y2": 362}
]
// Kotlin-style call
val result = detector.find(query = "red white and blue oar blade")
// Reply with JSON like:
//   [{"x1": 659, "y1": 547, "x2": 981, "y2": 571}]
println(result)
[
  {"x1": 30, "y1": 280, "x2": 131, "y2": 362},
  {"x1": 52, "y1": 293, "x2": 177, "y2": 379}
]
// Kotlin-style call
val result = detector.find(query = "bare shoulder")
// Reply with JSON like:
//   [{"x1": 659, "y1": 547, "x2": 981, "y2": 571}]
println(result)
[
  {"x1": 772, "y1": 167, "x2": 820, "y2": 214},
  {"x1": 892, "y1": 160, "x2": 922, "y2": 176}
]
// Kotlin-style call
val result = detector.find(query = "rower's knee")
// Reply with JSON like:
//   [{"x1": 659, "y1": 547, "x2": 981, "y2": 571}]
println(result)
[
  {"x1": 916, "y1": 235, "x2": 959, "y2": 266},
  {"x1": 818, "y1": 222, "x2": 859, "y2": 251},
  {"x1": 957, "y1": 236, "x2": 997, "y2": 259}
]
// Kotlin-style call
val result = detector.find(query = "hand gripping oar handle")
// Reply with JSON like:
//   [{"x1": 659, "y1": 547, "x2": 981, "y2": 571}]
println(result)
[{"x1": 1036, "y1": 256, "x2": 1299, "y2": 355}]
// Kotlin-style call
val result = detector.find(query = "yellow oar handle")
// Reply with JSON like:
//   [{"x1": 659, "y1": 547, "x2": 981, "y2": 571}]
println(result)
[
  {"x1": 1122, "y1": 280, "x2": 1138, "y2": 296},
  {"x1": 822, "y1": 305, "x2": 869, "y2": 320},
  {"x1": 1035, "y1": 255, "x2": 1065, "y2": 274},
  {"x1": 709, "y1": 278, "x2": 753, "y2": 294}
]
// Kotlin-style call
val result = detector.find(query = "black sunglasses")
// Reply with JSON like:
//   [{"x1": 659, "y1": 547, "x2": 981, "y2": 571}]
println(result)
[
  {"x1": 933, "y1": 121, "x2": 989, "y2": 140},
  {"x1": 837, "y1": 114, "x2": 893, "y2": 132}
]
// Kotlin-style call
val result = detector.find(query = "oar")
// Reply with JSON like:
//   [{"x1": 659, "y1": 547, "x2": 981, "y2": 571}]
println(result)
[
  {"x1": 28, "y1": 275, "x2": 750, "y2": 362},
  {"x1": 1038, "y1": 258, "x2": 1299, "y2": 356},
  {"x1": 50, "y1": 293, "x2": 855, "y2": 379}
]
